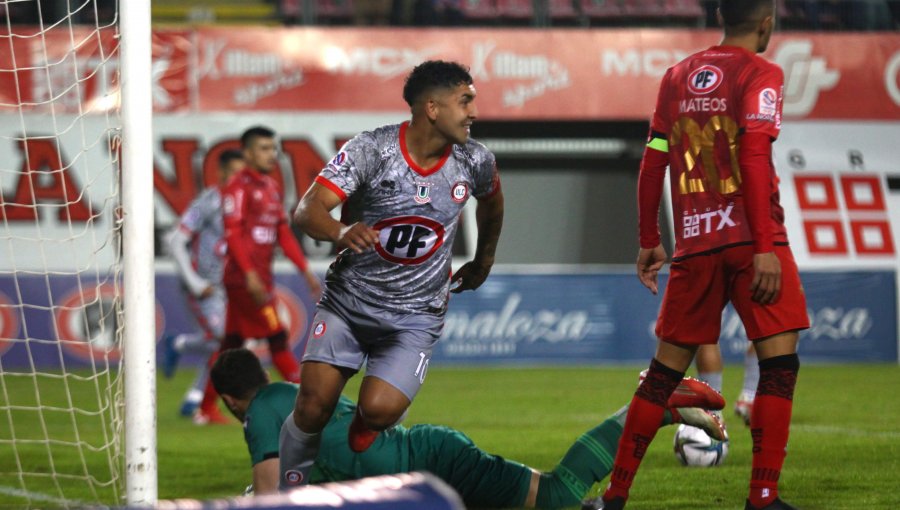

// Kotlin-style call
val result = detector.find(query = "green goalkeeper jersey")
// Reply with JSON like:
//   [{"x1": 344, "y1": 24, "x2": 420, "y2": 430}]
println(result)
[
  {"x1": 244, "y1": 382, "x2": 411, "y2": 482},
  {"x1": 244, "y1": 382, "x2": 531, "y2": 506}
]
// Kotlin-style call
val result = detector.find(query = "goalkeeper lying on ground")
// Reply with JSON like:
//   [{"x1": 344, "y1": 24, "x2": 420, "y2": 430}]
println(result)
[{"x1": 210, "y1": 349, "x2": 726, "y2": 508}]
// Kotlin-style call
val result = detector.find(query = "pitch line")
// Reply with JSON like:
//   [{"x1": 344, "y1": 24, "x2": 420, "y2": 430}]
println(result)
[
  {"x1": 792, "y1": 424, "x2": 900, "y2": 439},
  {"x1": 0, "y1": 485, "x2": 83, "y2": 507}
]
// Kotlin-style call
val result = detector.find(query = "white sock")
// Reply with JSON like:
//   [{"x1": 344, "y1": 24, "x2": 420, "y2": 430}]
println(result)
[{"x1": 278, "y1": 411, "x2": 321, "y2": 490}]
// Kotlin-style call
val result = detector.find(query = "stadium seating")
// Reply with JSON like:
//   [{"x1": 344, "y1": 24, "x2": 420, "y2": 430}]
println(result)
[
  {"x1": 459, "y1": 0, "x2": 500, "y2": 21},
  {"x1": 579, "y1": 0, "x2": 625, "y2": 22},
  {"x1": 548, "y1": 0, "x2": 580, "y2": 21},
  {"x1": 315, "y1": 0, "x2": 355, "y2": 24},
  {"x1": 151, "y1": 0, "x2": 278, "y2": 25},
  {"x1": 496, "y1": 0, "x2": 535, "y2": 21}
]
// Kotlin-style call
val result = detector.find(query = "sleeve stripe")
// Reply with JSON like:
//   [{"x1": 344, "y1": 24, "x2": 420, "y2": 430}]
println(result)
[
  {"x1": 647, "y1": 137, "x2": 669, "y2": 153},
  {"x1": 314, "y1": 175, "x2": 348, "y2": 202}
]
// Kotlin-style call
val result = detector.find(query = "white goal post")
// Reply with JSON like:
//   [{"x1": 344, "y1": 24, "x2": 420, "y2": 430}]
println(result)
[
  {"x1": 0, "y1": 0, "x2": 156, "y2": 507},
  {"x1": 121, "y1": 0, "x2": 157, "y2": 506}
]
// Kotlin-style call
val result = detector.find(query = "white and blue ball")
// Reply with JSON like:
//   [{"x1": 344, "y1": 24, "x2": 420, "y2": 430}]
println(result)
[{"x1": 673, "y1": 424, "x2": 728, "y2": 467}]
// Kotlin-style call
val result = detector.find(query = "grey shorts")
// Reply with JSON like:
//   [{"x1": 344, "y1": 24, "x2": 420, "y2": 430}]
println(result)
[
  {"x1": 188, "y1": 286, "x2": 225, "y2": 339},
  {"x1": 302, "y1": 288, "x2": 443, "y2": 401}
]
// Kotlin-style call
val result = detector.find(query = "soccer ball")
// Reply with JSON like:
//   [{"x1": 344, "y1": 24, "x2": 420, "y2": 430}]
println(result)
[{"x1": 673, "y1": 424, "x2": 728, "y2": 467}]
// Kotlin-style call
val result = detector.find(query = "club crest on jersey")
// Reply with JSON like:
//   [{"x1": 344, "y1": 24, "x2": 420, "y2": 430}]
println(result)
[
  {"x1": 687, "y1": 65, "x2": 723, "y2": 95},
  {"x1": 414, "y1": 182, "x2": 433, "y2": 204},
  {"x1": 373, "y1": 216, "x2": 445, "y2": 265},
  {"x1": 451, "y1": 182, "x2": 468, "y2": 203},
  {"x1": 313, "y1": 321, "x2": 326, "y2": 338}
]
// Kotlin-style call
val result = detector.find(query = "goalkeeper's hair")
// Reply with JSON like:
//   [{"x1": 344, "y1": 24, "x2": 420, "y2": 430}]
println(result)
[
  {"x1": 402, "y1": 60, "x2": 473, "y2": 107},
  {"x1": 719, "y1": 0, "x2": 775, "y2": 34},
  {"x1": 210, "y1": 348, "x2": 268, "y2": 400},
  {"x1": 240, "y1": 125, "x2": 276, "y2": 149},
  {"x1": 218, "y1": 149, "x2": 243, "y2": 169}
]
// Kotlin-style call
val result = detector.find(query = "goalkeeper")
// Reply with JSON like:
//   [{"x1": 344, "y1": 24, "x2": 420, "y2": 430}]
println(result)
[{"x1": 212, "y1": 348, "x2": 726, "y2": 508}]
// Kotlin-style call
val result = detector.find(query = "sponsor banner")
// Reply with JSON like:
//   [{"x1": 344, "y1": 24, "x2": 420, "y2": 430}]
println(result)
[
  {"x1": 0, "y1": 272, "x2": 318, "y2": 369},
  {"x1": 775, "y1": 122, "x2": 900, "y2": 268},
  {"x1": 434, "y1": 270, "x2": 897, "y2": 364},
  {"x1": 2, "y1": 27, "x2": 899, "y2": 120},
  {"x1": 0, "y1": 269, "x2": 894, "y2": 368}
]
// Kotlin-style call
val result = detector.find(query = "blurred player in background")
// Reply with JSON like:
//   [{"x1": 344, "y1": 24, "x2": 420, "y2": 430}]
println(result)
[
  {"x1": 695, "y1": 343, "x2": 759, "y2": 425},
  {"x1": 194, "y1": 126, "x2": 322, "y2": 424},
  {"x1": 163, "y1": 149, "x2": 243, "y2": 422},
  {"x1": 212, "y1": 348, "x2": 726, "y2": 506},
  {"x1": 279, "y1": 61, "x2": 504, "y2": 490},
  {"x1": 590, "y1": 1, "x2": 809, "y2": 509}
]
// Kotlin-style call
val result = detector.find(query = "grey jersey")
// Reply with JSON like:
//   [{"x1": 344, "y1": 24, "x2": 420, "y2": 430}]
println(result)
[
  {"x1": 317, "y1": 122, "x2": 499, "y2": 315},
  {"x1": 177, "y1": 187, "x2": 226, "y2": 285}
]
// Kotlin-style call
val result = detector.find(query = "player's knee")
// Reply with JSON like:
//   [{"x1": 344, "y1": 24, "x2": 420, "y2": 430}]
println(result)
[
  {"x1": 357, "y1": 400, "x2": 408, "y2": 431},
  {"x1": 295, "y1": 392, "x2": 338, "y2": 431}
]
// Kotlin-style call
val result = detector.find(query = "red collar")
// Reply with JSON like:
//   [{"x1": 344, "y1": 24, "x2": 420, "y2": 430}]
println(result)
[{"x1": 399, "y1": 121, "x2": 452, "y2": 177}]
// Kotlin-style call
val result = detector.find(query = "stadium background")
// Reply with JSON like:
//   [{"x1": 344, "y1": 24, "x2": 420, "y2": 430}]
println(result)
[{"x1": 0, "y1": 1, "x2": 899, "y2": 508}]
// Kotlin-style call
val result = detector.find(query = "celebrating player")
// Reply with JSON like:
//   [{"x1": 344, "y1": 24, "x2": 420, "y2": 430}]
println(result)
[
  {"x1": 194, "y1": 126, "x2": 322, "y2": 422},
  {"x1": 163, "y1": 149, "x2": 243, "y2": 423},
  {"x1": 589, "y1": 2, "x2": 809, "y2": 509},
  {"x1": 279, "y1": 61, "x2": 504, "y2": 489},
  {"x1": 212, "y1": 348, "x2": 726, "y2": 506}
]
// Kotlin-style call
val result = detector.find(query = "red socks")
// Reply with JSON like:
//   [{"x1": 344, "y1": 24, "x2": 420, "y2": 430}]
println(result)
[
  {"x1": 268, "y1": 330, "x2": 301, "y2": 383},
  {"x1": 603, "y1": 359, "x2": 684, "y2": 502},
  {"x1": 748, "y1": 353, "x2": 799, "y2": 508},
  {"x1": 348, "y1": 408, "x2": 379, "y2": 453}
]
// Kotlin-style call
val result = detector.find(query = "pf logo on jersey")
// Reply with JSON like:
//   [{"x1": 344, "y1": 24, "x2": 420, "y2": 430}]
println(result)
[
  {"x1": 374, "y1": 216, "x2": 445, "y2": 265},
  {"x1": 688, "y1": 65, "x2": 723, "y2": 95}
]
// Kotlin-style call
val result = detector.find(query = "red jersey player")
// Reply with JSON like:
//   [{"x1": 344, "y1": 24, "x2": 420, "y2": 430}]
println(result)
[
  {"x1": 587, "y1": 2, "x2": 810, "y2": 510},
  {"x1": 195, "y1": 126, "x2": 321, "y2": 424}
]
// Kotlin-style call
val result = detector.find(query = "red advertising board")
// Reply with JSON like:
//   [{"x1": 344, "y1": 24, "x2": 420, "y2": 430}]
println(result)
[{"x1": 2, "y1": 27, "x2": 899, "y2": 120}]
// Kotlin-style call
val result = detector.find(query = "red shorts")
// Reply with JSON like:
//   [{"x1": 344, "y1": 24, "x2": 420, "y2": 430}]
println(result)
[
  {"x1": 656, "y1": 244, "x2": 810, "y2": 344},
  {"x1": 225, "y1": 284, "x2": 282, "y2": 339}
]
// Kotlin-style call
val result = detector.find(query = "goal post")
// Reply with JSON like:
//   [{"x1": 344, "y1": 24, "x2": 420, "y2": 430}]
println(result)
[
  {"x1": 0, "y1": 0, "x2": 156, "y2": 507},
  {"x1": 120, "y1": 0, "x2": 157, "y2": 506}
]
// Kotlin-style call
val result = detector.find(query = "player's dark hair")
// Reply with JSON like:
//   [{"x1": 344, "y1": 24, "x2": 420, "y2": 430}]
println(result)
[
  {"x1": 719, "y1": 0, "x2": 774, "y2": 34},
  {"x1": 218, "y1": 149, "x2": 244, "y2": 168},
  {"x1": 210, "y1": 348, "x2": 268, "y2": 400},
  {"x1": 402, "y1": 60, "x2": 473, "y2": 107},
  {"x1": 240, "y1": 126, "x2": 275, "y2": 149}
]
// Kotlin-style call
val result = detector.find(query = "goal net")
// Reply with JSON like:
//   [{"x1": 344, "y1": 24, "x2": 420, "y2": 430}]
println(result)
[{"x1": 0, "y1": 1, "x2": 152, "y2": 507}]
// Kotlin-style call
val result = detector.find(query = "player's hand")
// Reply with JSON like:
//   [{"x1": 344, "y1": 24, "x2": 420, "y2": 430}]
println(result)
[
  {"x1": 450, "y1": 260, "x2": 492, "y2": 294},
  {"x1": 304, "y1": 270, "x2": 322, "y2": 301},
  {"x1": 637, "y1": 244, "x2": 667, "y2": 295},
  {"x1": 245, "y1": 271, "x2": 269, "y2": 306},
  {"x1": 750, "y1": 252, "x2": 781, "y2": 304},
  {"x1": 336, "y1": 222, "x2": 380, "y2": 254},
  {"x1": 199, "y1": 285, "x2": 215, "y2": 299}
]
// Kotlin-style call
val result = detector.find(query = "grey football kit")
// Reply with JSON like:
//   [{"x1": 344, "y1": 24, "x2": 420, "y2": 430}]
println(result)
[
  {"x1": 303, "y1": 121, "x2": 500, "y2": 399},
  {"x1": 171, "y1": 186, "x2": 227, "y2": 340}
]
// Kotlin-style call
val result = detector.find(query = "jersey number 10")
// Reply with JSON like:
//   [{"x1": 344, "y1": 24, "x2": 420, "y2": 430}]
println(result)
[{"x1": 671, "y1": 115, "x2": 742, "y2": 196}]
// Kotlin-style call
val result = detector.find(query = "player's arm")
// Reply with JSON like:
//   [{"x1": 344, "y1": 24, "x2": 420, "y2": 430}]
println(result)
[
  {"x1": 277, "y1": 216, "x2": 322, "y2": 298},
  {"x1": 223, "y1": 185, "x2": 268, "y2": 305},
  {"x1": 636, "y1": 70, "x2": 672, "y2": 295},
  {"x1": 741, "y1": 65, "x2": 784, "y2": 304},
  {"x1": 636, "y1": 131, "x2": 670, "y2": 295},
  {"x1": 166, "y1": 224, "x2": 212, "y2": 298},
  {"x1": 252, "y1": 458, "x2": 279, "y2": 495},
  {"x1": 451, "y1": 188, "x2": 504, "y2": 294},
  {"x1": 293, "y1": 181, "x2": 379, "y2": 254}
]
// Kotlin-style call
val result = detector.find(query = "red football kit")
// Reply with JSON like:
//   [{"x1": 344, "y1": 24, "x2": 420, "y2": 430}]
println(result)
[
  {"x1": 221, "y1": 167, "x2": 309, "y2": 338},
  {"x1": 639, "y1": 45, "x2": 809, "y2": 344}
]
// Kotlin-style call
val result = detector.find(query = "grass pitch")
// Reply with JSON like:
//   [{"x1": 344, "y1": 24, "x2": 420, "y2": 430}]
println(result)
[{"x1": 1, "y1": 364, "x2": 898, "y2": 509}]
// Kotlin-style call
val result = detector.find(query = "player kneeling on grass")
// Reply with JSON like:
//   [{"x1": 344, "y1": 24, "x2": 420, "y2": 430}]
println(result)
[{"x1": 211, "y1": 348, "x2": 727, "y2": 508}]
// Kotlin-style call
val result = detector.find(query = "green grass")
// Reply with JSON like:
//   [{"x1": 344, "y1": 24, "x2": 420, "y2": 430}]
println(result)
[{"x1": 2, "y1": 364, "x2": 899, "y2": 509}]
